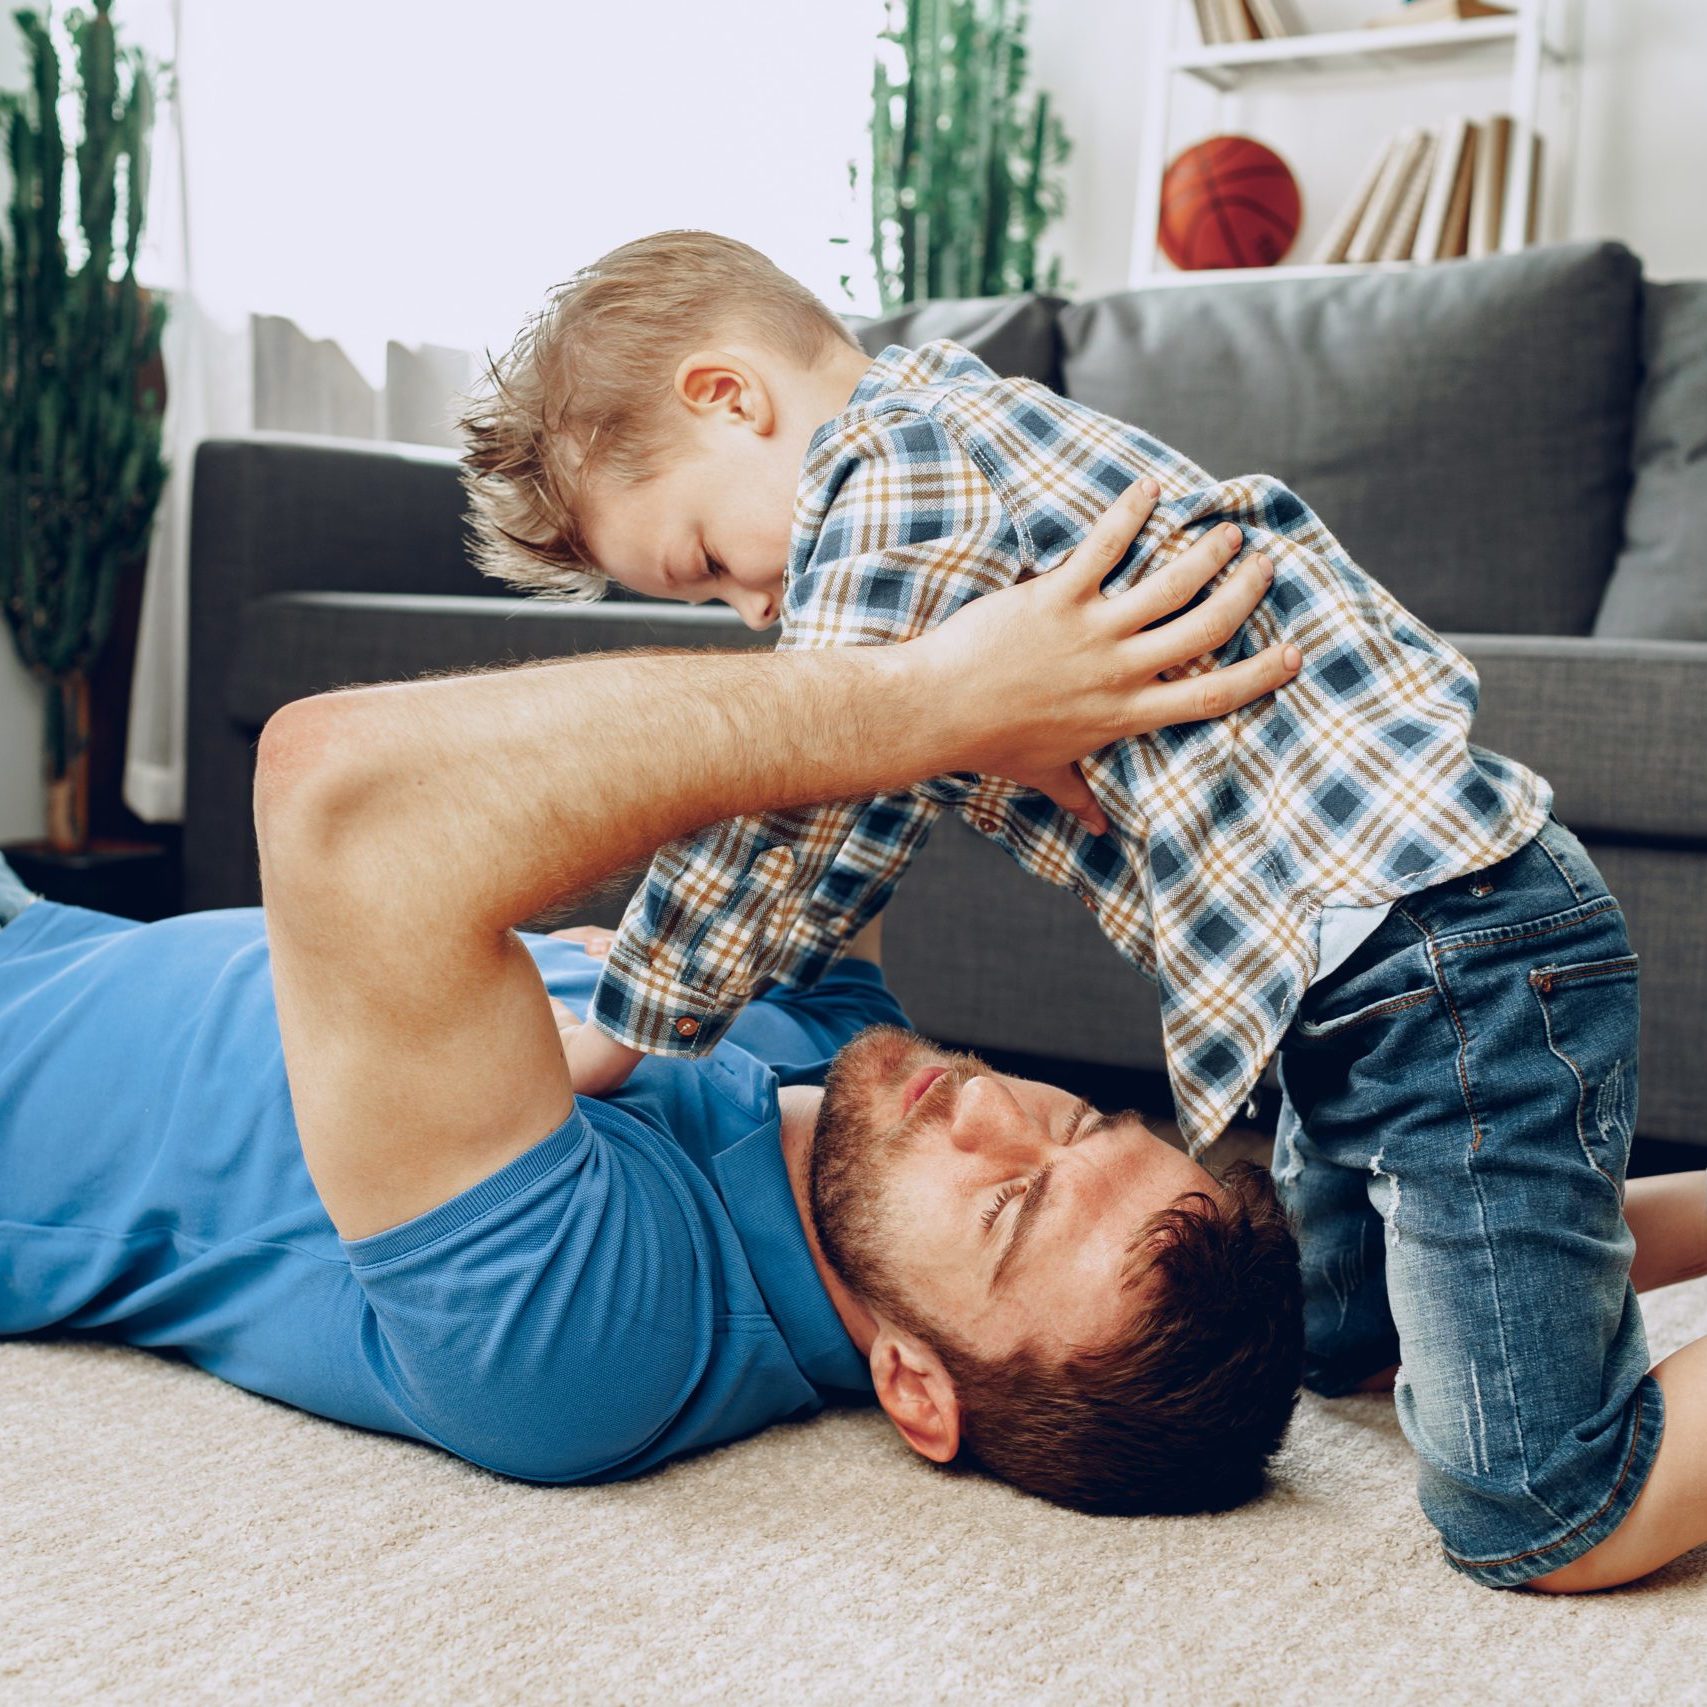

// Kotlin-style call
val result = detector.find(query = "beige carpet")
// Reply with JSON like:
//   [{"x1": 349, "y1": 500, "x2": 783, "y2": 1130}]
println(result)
[{"x1": 3, "y1": 1281, "x2": 1704, "y2": 1706}]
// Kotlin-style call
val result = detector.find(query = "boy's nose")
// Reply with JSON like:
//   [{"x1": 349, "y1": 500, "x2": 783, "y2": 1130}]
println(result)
[{"x1": 735, "y1": 590, "x2": 779, "y2": 631}]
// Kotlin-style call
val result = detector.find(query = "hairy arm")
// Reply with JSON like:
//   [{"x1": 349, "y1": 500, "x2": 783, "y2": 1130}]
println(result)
[{"x1": 261, "y1": 646, "x2": 947, "y2": 1238}]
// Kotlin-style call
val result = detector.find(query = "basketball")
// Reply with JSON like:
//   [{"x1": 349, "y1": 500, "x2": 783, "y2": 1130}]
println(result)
[{"x1": 1158, "y1": 135, "x2": 1301, "y2": 271}]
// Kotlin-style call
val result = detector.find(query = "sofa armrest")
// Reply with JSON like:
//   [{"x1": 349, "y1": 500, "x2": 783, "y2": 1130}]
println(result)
[
  {"x1": 1452, "y1": 634, "x2": 1707, "y2": 845},
  {"x1": 191, "y1": 435, "x2": 479, "y2": 603}
]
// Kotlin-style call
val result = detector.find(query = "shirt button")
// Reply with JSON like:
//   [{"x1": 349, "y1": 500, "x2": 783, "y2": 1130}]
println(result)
[
  {"x1": 972, "y1": 814, "x2": 999, "y2": 835},
  {"x1": 1081, "y1": 891, "x2": 1098, "y2": 910},
  {"x1": 673, "y1": 1016, "x2": 701, "y2": 1039}
]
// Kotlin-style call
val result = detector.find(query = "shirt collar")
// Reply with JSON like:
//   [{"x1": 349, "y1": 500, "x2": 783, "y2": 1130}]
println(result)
[
  {"x1": 702, "y1": 1055, "x2": 872, "y2": 1397},
  {"x1": 836, "y1": 338, "x2": 990, "y2": 418}
]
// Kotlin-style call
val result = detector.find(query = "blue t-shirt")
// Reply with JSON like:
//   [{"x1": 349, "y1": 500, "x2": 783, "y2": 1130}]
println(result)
[{"x1": 0, "y1": 903, "x2": 901, "y2": 1482}]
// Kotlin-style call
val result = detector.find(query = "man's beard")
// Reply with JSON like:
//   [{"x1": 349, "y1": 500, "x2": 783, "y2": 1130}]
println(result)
[{"x1": 808, "y1": 1024, "x2": 982, "y2": 1332}]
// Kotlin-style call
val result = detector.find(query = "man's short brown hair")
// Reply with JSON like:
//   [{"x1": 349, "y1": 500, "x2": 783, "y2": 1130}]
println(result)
[
  {"x1": 934, "y1": 1159, "x2": 1304, "y2": 1516},
  {"x1": 456, "y1": 230, "x2": 862, "y2": 598}
]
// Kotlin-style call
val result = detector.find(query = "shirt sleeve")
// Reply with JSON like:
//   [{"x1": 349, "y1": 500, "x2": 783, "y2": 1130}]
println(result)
[
  {"x1": 765, "y1": 789, "x2": 943, "y2": 994},
  {"x1": 589, "y1": 407, "x2": 1027, "y2": 1057},
  {"x1": 341, "y1": 1104, "x2": 710, "y2": 1484}
]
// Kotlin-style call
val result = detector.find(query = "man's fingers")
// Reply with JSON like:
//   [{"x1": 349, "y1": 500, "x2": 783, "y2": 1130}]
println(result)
[
  {"x1": 1030, "y1": 763, "x2": 1109, "y2": 837},
  {"x1": 1057, "y1": 478, "x2": 1160, "y2": 597},
  {"x1": 1138, "y1": 641, "x2": 1303, "y2": 726},
  {"x1": 1141, "y1": 551, "x2": 1275, "y2": 670},
  {"x1": 1117, "y1": 520, "x2": 1249, "y2": 632}
]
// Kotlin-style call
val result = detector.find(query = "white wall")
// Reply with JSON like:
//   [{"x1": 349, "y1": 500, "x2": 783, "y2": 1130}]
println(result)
[
  {"x1": 0, "y1": 22, "x2": 42, "y2": 843},
  {"x1": 1030, "y1": 0, "x2": 1707, "y2": 293}
]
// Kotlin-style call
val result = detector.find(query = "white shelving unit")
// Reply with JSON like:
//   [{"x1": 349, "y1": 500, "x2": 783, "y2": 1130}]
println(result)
[{"x1": 1127, "y1": 0, "x2": 1582, "y2": 286}]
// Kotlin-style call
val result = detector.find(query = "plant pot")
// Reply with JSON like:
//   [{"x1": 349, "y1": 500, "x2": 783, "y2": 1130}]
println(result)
[{"x1": 44, "y1": 671, "x2": 92, "y2": 854}]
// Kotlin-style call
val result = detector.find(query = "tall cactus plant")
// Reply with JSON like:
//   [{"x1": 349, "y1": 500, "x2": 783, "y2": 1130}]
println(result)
[
  {"x1": 864, "y1": 0, "x2": 1070, "y2": 312},
  {"x1": 0, "y1": 1, "x2": 167, "y2": 851}
]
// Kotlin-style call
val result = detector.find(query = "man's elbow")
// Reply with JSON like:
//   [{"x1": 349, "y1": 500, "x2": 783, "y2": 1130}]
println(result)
[{"x1": 254, "y1": 694, "x2": 376, "y2": 908}]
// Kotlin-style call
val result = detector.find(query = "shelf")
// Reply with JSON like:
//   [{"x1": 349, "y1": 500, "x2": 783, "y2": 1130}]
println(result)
[
  {"x1": 1171, "y1": 16, "x2": 1557, "y2": 91},
  {"x1": 1127, "y1": 259, "x2": 1435, "y2": 288}
]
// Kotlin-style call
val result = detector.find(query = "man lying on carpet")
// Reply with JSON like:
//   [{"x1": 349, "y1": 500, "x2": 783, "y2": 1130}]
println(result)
[
  {"x1": 0, "y1": 499, "x2": 1316, "y2": 1529},
  {"x1": 455, "y1": 231, "x2": 1707, "y2": 1593}
]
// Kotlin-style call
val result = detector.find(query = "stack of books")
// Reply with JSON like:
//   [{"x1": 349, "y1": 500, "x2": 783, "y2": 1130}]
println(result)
[
  {"x1": 1366, "y1": 0, "x2": 1512, "y2": 26},
  {"x1": 1192, "y1": 0, "x2": 1307, "y2": 43},
  {"x1": 1312, "y1": 116, "x2": 1542, "y2": 264}
]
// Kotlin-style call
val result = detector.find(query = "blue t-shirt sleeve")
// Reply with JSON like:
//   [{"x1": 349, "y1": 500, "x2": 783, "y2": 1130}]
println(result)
[
  {"x1": 722, "y1": 959, "x2": 911, "y2": 1085},
  {"x1": 340, "y1": 1104, "x2": 711, "y2": 1483}
]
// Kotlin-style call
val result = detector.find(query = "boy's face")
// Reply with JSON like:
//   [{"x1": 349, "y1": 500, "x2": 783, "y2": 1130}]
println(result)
[
  {"x1": 580, "y1": 433, "x2": 798, "y2": 631},
  {"x1": 579, "y1": 339, "x2": 873, "y2": 632}
]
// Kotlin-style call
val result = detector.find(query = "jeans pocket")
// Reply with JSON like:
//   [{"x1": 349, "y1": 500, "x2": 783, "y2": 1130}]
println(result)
[
  {"x1": 1530, "y1": 954, "x2": 1640, "y2": 1184},
  {"x1": 1292, "y1": 985, "x2": 1437, "y2": 1040}
]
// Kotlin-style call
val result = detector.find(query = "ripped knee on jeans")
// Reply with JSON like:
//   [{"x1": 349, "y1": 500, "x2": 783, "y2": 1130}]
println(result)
[{"x1": 1368, "y1": 1149, "x2": 1401, "y2": 1247}]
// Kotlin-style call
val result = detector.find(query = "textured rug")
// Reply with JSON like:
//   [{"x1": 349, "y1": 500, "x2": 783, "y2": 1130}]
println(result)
[{"x1": 3, "y1": 1279, "x2": 1704, "y2": 1706}]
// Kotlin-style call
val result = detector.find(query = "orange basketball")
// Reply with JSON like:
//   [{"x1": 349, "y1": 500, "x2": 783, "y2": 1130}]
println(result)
[{"x1": 1158, "y1": 135, "x2": 1301, "y2": 271}]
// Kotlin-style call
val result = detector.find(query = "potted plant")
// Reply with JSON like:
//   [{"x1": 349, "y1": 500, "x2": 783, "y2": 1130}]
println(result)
[
  {"x1": 0, "y1": 0, "x2": 167, "y2": 852},
  {"x1": 860, "y1": 0, "x2": 1071, "y2": 310}
]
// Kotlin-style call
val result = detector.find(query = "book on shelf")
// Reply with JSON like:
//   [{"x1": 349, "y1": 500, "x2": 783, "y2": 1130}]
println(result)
[
  {"x1": 1467, "y1": 112, "x2": 1513, "y2": 256},
  {"x1": 1311, "y1": 136, "x2": 1398, "y2": 264},
  {"x1": 1345, "y1": 127, "x2": 1430, "y2": 264},
  {"x1": 1378, "y1": 131, "x2": 1437, "y2": 260},
  {"x1": 1217, "y1": 0, "x2": 1260, "y2": 42},
  {"x1": 1246, "y1": 0, "x2": 1306, "y2": 37},
  {"x1": 1411, "y1": 116, "x2": 1479, "y2": 259},
  {"x1": 1314, "y1": 114, "x2": 1539, "y2": 265},
  {"x1": 1191, "y1": 0, "x2": 1227, "y2": 45},
  {"x1": 1193, "y1": 0, "x2": 1307, "y2": 45},
  {"x1": 1366, "y1": 0, "x2": 1512, "y2": 26}
]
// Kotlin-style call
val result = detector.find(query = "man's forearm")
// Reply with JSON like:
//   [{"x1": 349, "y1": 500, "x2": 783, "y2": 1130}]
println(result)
[
  {"x1": 257, "y1": 645, "x2": 954, "y2": 942},
  {"x1": 258, "y1": 484, "x2": 1295, "y2": 951}
]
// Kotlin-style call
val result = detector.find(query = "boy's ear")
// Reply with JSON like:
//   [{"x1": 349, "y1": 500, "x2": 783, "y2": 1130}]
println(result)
[
  {"x1": 869, "y1": 1324, "x2": 961, "y2": 1464},
  {"x1": 673, "y1": 350, "x2": 776, "y2": 434}
]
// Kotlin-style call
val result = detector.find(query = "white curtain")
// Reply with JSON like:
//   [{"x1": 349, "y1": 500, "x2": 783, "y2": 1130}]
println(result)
[{"x1": 124, "y1": 0, "x2": 884, "y2": 823}]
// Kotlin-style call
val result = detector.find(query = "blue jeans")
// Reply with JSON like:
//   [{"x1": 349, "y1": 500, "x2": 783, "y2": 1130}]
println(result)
[
  {"x1": 0, "y1": 853, "x2": 37, "y2": 926},
  {"x1": 1275, "y1": 817, "x2": 1659, "y2": 1589}
]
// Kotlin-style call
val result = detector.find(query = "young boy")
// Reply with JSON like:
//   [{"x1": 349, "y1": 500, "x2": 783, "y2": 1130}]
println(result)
[{"x1": 460, "y1": 230, "x2": 1699, "y2": 1590}]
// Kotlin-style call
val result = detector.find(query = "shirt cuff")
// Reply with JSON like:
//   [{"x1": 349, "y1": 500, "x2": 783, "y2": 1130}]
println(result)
[{"x1": 589, "y1": 949, "x2": 744, "y2": 1056}]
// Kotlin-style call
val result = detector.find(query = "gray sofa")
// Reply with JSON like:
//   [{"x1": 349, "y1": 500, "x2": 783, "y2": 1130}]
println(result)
[{"x1": 184, "y1": 241, "x2": 1707, "y2": 1152}]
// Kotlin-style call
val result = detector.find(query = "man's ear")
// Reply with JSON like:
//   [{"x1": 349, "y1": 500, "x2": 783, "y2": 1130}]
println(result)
[
  {"x1": 869, "y1": 1324, "x2": 961, "y2": 1464},
  {"x1": 672, "y1": 350, "x2": 776, "y2": 434}
]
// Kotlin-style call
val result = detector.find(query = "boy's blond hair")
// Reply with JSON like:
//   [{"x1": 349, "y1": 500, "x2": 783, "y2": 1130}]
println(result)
[{"x1": 457, "y1": 230, "x2": 863, "y2": 597}]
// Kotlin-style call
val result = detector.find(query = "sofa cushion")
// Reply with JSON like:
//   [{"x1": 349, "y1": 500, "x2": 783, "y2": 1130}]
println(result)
[
  {"x1": 847, "y1": 293, "x2": 1065, "y2": 390},
  {"x1": 1594, "y1": 281, "x2": 1707, "y2": 641},
  {"x1": 1058, "y1": 243, "x2": 1642, "y2": 638}
]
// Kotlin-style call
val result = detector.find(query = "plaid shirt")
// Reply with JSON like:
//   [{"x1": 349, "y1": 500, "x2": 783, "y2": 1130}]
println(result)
[{"x1": 591, "y1": 340, "x2": 1550, "y2": 1152}]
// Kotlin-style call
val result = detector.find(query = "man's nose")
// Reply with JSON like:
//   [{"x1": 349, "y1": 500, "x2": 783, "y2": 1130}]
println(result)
[{"x1": 947, "y1": 1074, "x2": 1040, "y2": 1160}]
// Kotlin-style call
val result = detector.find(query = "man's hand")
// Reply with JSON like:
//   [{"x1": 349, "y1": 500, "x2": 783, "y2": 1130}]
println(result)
[{"x1": 923, "y1": 478, "x2": 1300, "y2": 814}]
